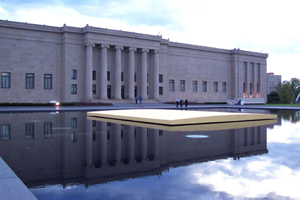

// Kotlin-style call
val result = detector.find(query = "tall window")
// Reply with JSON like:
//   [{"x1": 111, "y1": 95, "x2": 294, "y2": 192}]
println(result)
[
  {"x1": 121, "y1": 72, "x2": 124, "y2": 82},
  {"x1": 147, "y1": 74, "x2": 149, "y2": 82},
  {"x1": 159, "y1": 74, "x2": 163, "y2": 83},
  {"x1": 71, "y1": 132, "x2": 77, "y2": 142},
  {"x1": 93, "y1": 85, "x2": 96, "y2": 95},
  {"x1": 193, "y1": 81, "x2": 197, "y2": 92},
  {"x1": 1, "y1": 124, "x2": 10, "y2": 141},
  {"x1": 134, "y1": 73, "x2": 136, "y2": 82},
  {"x1": 25, "y1": 123, "x2": 34, "y2": 139},
  {"x1": 159, "y1": 87, "x2": 163, "y2": 95},
  {"x1": 107, "y1": 71, "x2": 110, "y2": 81},
  {"x1": 222, "y1": 82, "x2": 226, "y2": 93},
  {"x1": 71, "y1": 118, "x2": 77, "y2": 128},
  {"x1": 71, "y1": 69, "x2": 77, "y2": 80},
  {"x1": 25, "y1": 73, "x2": 34, "y2": 89},
  {"x1": 250, "y1": 83, "x2": 253, "y2": 96},
  {"x1": 213, "y1": 82, "x2": 218, "y2": 92},
  {"x1": 1, "y1": 72, "x2": 11, "y2": 88},
  {"x1": 202, "y1": 81, "x2": 207, "y2": 92},
  {"x1": 180, "y1": 80, "x2": 185, "y2": 92},
  {"x1": 44, "y1": 122, "x2": 52, "y2": 138},
  {"x1": 93, "y1": 71, "x2": 96, "y2": 80},
  {"x1": 44, "y1": 74, "x2": 52, "y2": 89},
  {"x1": 71, "y1": 84, "x2": 77, "y2": 94},
  {"x1": 169, "y1": 80, "x2": 174, "y2": 92}
]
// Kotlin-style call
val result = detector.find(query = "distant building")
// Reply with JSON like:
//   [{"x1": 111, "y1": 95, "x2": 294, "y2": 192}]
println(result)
[
  {"x1": 267, "y1": 73, "x2": 281, "y2": 94},
  {"x1": 0, "y1": 20, "x2": 268, "y2": 103}
]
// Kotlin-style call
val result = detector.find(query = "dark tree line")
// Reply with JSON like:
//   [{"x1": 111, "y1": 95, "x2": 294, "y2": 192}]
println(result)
[{"x1": 268, "y1": 78, "x2": 300, "y2": 103}]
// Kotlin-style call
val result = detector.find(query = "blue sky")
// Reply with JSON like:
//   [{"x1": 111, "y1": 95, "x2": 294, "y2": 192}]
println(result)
[{"x1": 1, "y1": 0, "x2": 299, "y2": 81}]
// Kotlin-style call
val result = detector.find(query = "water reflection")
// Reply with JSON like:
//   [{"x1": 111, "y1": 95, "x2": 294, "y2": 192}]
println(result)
[
  {"x1": 2, "y1": 111, "x2": 297, "y2": 199},
  {"x1": 270, "y1": 110, "x2": 300, "y2": 123},
  {"x1": 0, "y1": 112, "x2": 269, "y2": 186}
]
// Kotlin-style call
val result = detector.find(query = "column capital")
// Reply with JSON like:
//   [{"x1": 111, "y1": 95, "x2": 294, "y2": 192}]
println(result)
[
  {"x1": 85, "y1": 43, "x2": 95, "y2": 47},
  {"x1": 153, "y1": 49, "x2": 160, "y2": 54},
  {"x1": 115, "y1": 45, "x2": 124, "y2": 50},
  {"x1": 141, "y1": 48, "x2": 149, "y2": 53},
  {"x1": 129, "y1": 47, "x2": 137, "y2": 52},
  {"x1": 100, "y1": 44, "x2": 110, "y2": 49}
]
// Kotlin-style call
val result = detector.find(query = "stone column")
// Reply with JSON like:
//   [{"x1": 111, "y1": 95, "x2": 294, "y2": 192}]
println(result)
[
  {"x1": 253, "y1": 63, "x2": 258, "y2": 98},
  {"x1": 100, "y1": 44, "x2": 110, "y2": 100},
  {"x1": 246, "y1": 62, "x2": 250, "y2": 98},
  {"x1": 85, "y1": 43, "x2": 95, "y2": 101},
  {"x1": 85, "y1": 118, "x2": 93, "y2": 168},
  {"x1": 128, "y1": 48, "x2": 136, "y2": 99},
  {"x1": 114, "y1": 46, "x2": 123, "y2": 99},
  {"x1": 153, "y1": 50, "x2": 160, "y2": 99},
  {"x1": 100, "y1": 122, "x2": 107, "y2": 166},
  {"x1": 141, "y1": 49, "x2": 149, "y2": 99}
]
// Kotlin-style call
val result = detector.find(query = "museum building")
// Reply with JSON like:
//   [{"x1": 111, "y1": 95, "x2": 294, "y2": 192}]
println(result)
[{"x1": 0, "y1": 20, "x2": 268, "y2": 103}]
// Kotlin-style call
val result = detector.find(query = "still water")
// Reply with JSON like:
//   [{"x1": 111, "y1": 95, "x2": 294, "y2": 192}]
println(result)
[{"x1": 0, "y1": 109, "x2": 300, "y2": 199}]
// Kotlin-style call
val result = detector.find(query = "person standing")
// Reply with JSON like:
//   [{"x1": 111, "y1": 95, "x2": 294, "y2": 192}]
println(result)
[
  {"x1": 176, "y1": 98, "x2": 179, "y2": 109},
  {"x1": 180, "y1": 99, "x2": 183, "y2": 109},
  {"x1": 139, "y1": 95, "x2": 142, "y2": 104},
  {"x1": 135, "y1": 95, "x2": 138, "y2": 104},
  {"x1": 185, "y1": 99, "x2": 188, "y2": 110}
]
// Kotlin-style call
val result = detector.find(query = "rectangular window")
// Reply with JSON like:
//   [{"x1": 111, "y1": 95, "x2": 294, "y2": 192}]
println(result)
[
  {"x1": 169, "y1": 80, "x2": 174, "y2": 92},
  {"x1": 243, "y1": 83, "x2": 246, "y2": 93},
  {"x1": 93, "y1": 131, "x2": 96, "y2": 141},
  {"x1": 71, "y1": 118, "x2": 77, "y2": 128},
  {"x1": 71, "y1": 84, "x2": 77, "y2": 94},
  {"x1": 71, "y1": 69, "x2": 77, "y2": 80},
  {"x1": 159, "y1": 74, "x2": 163, "y2": 83},
  {"x1": 1, "y1": 72, "x2": 11, "y2": 88},
  {"x1": 44, "y1": 122, "x2": 52, "y2": 138},
  {"x1": 93, "y1": 85, "x2": 96, "y2": 95},
  {"x1": 93, "y1": 71, "x2": 96, "y2": 80},
  {"x1": 107, "y1": 71, "x2": 110, "y2": 81},
  {"x1": 92, "y1": 120, "x2": 96, "y2": 127},
  {"x1": 213, "y1": 82, "x2": 218, "y2": 92},
  {"x1": 250, "y1": 83, "x2": 253, "y2": 96},
  {"x1": 134, "y1": 73, "x2": 136, "y2": 82},
  {"x1": 180, "y1": 80, "x2": 185, "y2": 92},
  {"x1": 222, "y1": 82, "x2": 226, "y2": 93},
  {"x1": 202, "y1": 81, "x2": 207, "y2": 92},
  {"x1": 121, "y1": 72, "x2": 124, "y2": 82},
  {"x1": 25, "y1": 73, "x2": 34, "y2": 89},
  {"x1": 159, "y1": 87, "x2": 163, "y2": 95},
  {"x1": 1, "y1": 124, "x2": 11, "y2": 141},
  {"x1": 193, "y1": 81, "x2": 197, "y2": 92},
  {"x1": 44, "y1": 74, "x2": 52, "y2": 89},
  {"x1": 25, "y1": 123, "x2": 34, "y2": 139}
]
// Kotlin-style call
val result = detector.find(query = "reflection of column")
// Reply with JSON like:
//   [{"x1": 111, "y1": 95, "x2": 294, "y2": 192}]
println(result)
[
  {"x1": 128, "y1": 126, "x2": 135, "y2": 163},
  {"x1": 128, "y1": 48, "x2": 136, "y2": 99},
  {"x1": 86, "y1": 118, "x2": 93, "y2": 168},
  {"x1": 100, "y1": 44, "x2": 110, "y2": 99},
  {"x1": 113, "y1": 124, "x2": 122, "y2": 164},
  {"x1": 141, "y1": 49, "x2": 149, "y2": 99},
  {"x1": 141, "y1": 128, "x2": 147, "y2": 161},
  {"x1": 153, "y1": 50, "x2": 159, "y2": 99},
  {"x1": 85, "y1": 43, "x2": 95, "y2": 101},
  {"x1": 153, "y1": 129, "x2": 159, "y2": 159},
  {"x1": 100, "y1": 122, "x2": 107, "y2": 166},
  {"x1": 114, "y1": 46, "x2": 123, "y2": 99}
]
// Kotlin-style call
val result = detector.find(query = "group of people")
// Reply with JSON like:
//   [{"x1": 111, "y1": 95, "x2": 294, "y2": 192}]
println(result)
[
  {"x1": 176, "y1": 98, "x2": 188, "y2": 109},
  {"x1": 135, "y1": 95, "x2": 143, "y2": 104}
]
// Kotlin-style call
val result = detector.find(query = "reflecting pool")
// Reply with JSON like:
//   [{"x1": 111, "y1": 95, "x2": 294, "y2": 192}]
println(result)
[{"x1": 0, "y1": 109, "x2": 300, "y2": 199}]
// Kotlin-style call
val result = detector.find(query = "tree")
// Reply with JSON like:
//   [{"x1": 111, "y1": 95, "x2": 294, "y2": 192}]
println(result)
[
  {"x1": 290, "y1": 78, "x2": 300, "y2": 100},
  {"x1": 267, "y1": 91, "x2": 281, "y2": 103},
  {"x1": 277, "y1": 82, "x2": 293, "y2": 103}
]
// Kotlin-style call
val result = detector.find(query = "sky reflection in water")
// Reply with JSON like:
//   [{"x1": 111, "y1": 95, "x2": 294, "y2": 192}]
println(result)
[{"x1": 2, "y1": 110, "x2": 299, "y2": 200}]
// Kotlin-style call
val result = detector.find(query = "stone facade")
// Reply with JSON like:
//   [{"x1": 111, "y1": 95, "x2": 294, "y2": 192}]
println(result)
[{"x1": 0, "y1": 20, "x2": 268, "y2": 103}]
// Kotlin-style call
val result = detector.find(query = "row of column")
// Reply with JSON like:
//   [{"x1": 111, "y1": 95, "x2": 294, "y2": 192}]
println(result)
[
  {"x1": 244, "y1": 62, "x2": 261, "y2": 98},
  {"x1": 85, "y1": 43, "x2": 160, "y2": 101},
  {"x1": 86, "y1": 121, "x2": 159, "y2": 168}
]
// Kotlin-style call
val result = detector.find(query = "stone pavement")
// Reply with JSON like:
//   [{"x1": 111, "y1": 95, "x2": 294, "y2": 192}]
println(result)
[{"x1": 0, "y1": 103, "x2": 300, "y2": 113}]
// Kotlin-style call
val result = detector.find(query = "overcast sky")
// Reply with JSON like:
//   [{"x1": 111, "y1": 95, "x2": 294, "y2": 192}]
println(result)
[{"x1": 1, "y1": 0, "x2": 299, "y2": 81}]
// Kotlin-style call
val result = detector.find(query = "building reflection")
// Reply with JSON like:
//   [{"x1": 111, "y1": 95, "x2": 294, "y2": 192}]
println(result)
[{"x1": 0, "y1": 112, "x2": 270, "y2": 188}]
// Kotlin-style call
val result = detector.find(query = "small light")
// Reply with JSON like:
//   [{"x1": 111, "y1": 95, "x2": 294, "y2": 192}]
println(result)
[{"x1": 55, "y1": 102, "x2": 60, "y2": 106}]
